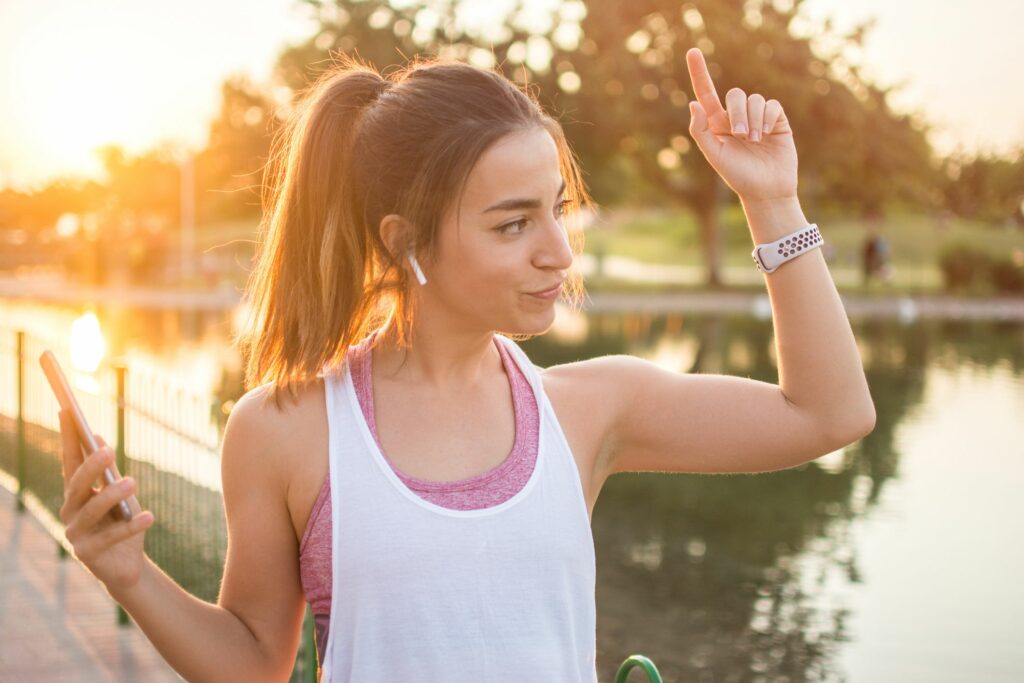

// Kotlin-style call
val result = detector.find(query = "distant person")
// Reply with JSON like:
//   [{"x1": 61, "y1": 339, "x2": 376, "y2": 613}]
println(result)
[
  {"x1": 875, "y1": 233, "x2": 892, "y2": 284},
  {"x1": 56, "y1": 48, "x2": 874, "y2": 682},
  {"x1": 861, "y1": 225, "x2": 890, "y2": 286}
]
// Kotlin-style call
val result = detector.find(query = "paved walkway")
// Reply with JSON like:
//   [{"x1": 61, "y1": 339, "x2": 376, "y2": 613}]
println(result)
[
  {"x1": 4, "y1": 263, "x2": 1024, "y2": 321},
  {"x1": 0, "y1": 481, "x2": 181, "y2": 682},
  {"x1": 582, "y1": 289, "x2": 1024, "y2": 321}
]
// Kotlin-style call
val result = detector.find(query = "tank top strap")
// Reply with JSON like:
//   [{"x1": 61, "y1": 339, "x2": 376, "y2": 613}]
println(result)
[{"x1": 493, "y1": 334, "x2": 544, "y2": 395}]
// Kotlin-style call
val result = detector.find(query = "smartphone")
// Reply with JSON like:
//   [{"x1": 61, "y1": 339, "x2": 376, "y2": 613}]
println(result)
[{"x1": 39, "y1": 350, "x2": 133, "y2": 522}]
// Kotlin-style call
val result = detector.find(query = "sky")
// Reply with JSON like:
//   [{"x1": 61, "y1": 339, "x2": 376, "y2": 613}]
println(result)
[
  {"x1": 799, "y1": 0, "x2": 1024, "y2": 160},
  {"x1": 1, "y1": 0, "x2": 1022, "y2": 192}
]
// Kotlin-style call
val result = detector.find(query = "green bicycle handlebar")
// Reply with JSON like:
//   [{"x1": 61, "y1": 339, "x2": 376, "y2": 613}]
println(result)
[{"x1": 614, "y1": 654, "x2": 663, "y2": 683}]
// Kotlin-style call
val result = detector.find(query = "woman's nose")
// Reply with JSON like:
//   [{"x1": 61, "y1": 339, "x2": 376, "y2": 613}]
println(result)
[{"x1": 536, "y1": 217, "x2": 575, "y2": 270}]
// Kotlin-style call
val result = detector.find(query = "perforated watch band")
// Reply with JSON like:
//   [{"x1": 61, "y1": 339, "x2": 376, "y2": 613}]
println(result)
[{"x1": 751, "y1": 223, "x2": 823, "y2": 273}]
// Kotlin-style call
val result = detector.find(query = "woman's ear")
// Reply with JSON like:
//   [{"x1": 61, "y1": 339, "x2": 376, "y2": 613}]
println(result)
[{"x1": 379, "y1": 213, "x2": 414, "y2": 261}]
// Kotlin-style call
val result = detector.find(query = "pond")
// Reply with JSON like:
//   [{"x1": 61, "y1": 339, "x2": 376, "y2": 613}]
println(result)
[{"x1": 2, "y1": 296, "x2": 1022, "y2": 682}]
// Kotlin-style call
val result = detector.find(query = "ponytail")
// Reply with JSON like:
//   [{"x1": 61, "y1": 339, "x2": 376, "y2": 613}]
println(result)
[{"x1": 236, "y1": 55, "x2": 389, "y2": 409}]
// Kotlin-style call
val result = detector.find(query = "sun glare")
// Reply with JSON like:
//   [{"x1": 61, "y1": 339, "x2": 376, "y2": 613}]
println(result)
[
  {"x1": 26, "y1": 61, "x2": 147, "y2": 179},
  {"x1": 7, "y1": 11, "x2": 161, "y2": 185},
  {"x1": 70, "y1": 312, "x2": 107, "y2": 373}
]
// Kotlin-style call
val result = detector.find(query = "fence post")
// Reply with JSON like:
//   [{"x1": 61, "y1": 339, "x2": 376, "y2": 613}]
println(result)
[
  {"x1": 15, "y1": 330, "x2": 26, "y2": 513},
  {"x1": 115, "y1": 363, "x2": 129, "y2": 627}
]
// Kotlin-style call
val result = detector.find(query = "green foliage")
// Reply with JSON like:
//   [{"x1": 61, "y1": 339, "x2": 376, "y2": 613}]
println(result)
[
  {"x1": 939, "y1": 242, "x2": 992, "y2": 291},
  {"x1": 534, "y1": 0, "x2": 942, "y2": 216},
  {"x1": 990, "y1": 258, "x2": 1024, "y2": 293},
  {"x1": 275, "y1": 0, "x2": 944, "y2": 217},
  {"x1": 195, "y1": 75, "x2": 281, "y2": 222},
  {"x1": 938, "y1": 242, "x2": 1024, "y2": 294},
  {"x1": 941, "y1": 148, "x2": 1024, "y2": 224}
]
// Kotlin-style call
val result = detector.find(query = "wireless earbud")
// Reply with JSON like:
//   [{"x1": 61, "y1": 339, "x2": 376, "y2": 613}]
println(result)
[{"x1": 407, "y1": 249, "x2": 427, "y2": 285}]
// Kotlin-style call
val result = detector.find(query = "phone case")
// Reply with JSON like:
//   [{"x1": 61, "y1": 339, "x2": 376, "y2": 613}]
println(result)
[{"x1": 39, "y1": 350, "x2": 133, "y2": 522}]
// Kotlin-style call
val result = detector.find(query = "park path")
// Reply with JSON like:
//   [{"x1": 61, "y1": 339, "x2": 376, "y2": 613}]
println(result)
[
  {"x1": 1, "y1": 267, "x2": 1022, "y2": 320},
  {"x1": 0, "y1": 481, "x2": 181, "y2": 682},
  {"x1": 581, "y1": 289, "x2": 1024, "y2": 320}
]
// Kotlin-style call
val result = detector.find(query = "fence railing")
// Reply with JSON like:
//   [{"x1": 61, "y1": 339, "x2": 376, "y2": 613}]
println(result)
[{"x1": 0, "y1": 326, "x2": 318, "y2": 682}]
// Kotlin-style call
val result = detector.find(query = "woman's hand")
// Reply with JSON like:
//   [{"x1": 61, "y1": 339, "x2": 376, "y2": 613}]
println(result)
[
  {"x1": 685, "y1": 47, "x2": 798, "y2": 203},
  {"x1": 58, "y1": 409, "x2": 154, "y2": 591}
]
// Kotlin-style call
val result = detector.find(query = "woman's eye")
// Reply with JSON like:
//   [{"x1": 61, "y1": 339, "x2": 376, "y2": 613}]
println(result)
[
  {"x1": 498, "y1": 219, "x2": 528, "y2": 235},
  {"x1": 497, "y1": 200, "x2": 572, "y2": 236}
]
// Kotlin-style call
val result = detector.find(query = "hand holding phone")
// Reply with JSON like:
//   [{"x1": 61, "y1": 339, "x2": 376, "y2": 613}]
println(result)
[
  {"x1": 40, "y1": 350, "x2": 154, "y2": 590},
  {"x1": 41, "y1": 350, "x2": 132, "y2": 521}
]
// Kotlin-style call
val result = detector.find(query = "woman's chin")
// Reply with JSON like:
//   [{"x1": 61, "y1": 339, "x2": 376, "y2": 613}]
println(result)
[{"x1": 506, "y1": 309, "x2": 557, "y2": 336}]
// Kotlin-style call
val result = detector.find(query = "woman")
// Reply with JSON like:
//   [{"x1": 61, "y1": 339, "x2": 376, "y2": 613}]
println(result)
[{"x1": 58, "y1": 48, "x2": 875, "y2": 681}]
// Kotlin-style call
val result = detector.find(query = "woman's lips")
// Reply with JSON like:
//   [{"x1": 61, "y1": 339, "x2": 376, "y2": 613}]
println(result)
[{"x1": 526, "y1": 282, "x2": 562, "y2": 300}]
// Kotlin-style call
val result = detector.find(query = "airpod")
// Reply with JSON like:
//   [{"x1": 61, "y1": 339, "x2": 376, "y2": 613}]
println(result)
[{"x1": 407, "y1": 250, "x2": 427, "y2": 285}]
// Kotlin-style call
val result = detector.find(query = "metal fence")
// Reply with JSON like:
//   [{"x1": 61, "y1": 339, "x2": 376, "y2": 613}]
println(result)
[{"x1": 0, "y1": 326, "x2": 318, "y2": 682}]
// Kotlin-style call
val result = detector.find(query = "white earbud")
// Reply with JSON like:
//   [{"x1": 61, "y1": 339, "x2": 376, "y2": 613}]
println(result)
[{"x1": 407, "y1": 249, "x2": 427, "y2": 285}]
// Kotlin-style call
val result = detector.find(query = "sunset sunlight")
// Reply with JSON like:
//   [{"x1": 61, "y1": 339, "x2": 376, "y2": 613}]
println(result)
[
  {"x1": 1, "y1": 2, "x2": 1021, "y2": 682},
  {"x1": 69, "y1": 311, "x2": 106, "y2": 374}
]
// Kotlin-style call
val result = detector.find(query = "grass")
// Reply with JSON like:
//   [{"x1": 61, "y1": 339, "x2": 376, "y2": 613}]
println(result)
[
  {"x1": 579, "y1": 205, "x2": 1024, "y2": 298},
  {"x1": 584, "y1": 205, "x2": 1024, "y2": 265},
  {"x1": 195, "y1": 208, "x2": 1024, "y2": 299}
]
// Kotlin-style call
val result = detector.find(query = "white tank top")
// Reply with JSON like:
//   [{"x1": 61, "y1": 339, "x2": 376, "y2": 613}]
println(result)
[{"x1": 319, "y1": 333, "x2": 598, "y2": 682}]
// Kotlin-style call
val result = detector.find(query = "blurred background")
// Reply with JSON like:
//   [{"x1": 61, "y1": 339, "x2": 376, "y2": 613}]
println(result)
[{"x1": 1, "y1": 1, "x2": 1022, "y2": 681}]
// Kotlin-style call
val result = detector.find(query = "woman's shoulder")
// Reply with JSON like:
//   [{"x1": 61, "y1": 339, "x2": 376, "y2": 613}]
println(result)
[
  {"x1": 232, "y1": 377, "x2": 327, "y2": 427},
  {"x1": 539, "y1": 356, "x2": 624, "y2": 430},
  {"x1": 225, "y1": 378, "x2": 328, "y2": 481}
]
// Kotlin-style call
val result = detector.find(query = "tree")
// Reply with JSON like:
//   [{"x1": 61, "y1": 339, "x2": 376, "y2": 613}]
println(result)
[
  {"x1": 534, "y1": 0, "x2": 941, "y2": 284},
  {"x1": 941, "y1": 146, "x2": 1024, "y2": 226},
  {"x1": 271, "y1": 0, "x2": 942, "y2": 286},
  {"x1": 94, "y1": 144, "x2": 180, "y2": 228},
  {"x1": 194, "y1": 74, "x2": 282, "y2": 222},
  {"x1": 276, "y1": 0, "x2": 438, "y2": 92}
]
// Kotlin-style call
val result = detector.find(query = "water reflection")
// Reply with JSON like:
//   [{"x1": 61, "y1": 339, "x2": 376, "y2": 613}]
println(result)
[
  {"x1": 2, "y1": 297, "x2": 1022, "y2": 681},
  {"x1": 69, "y1": 311, "x2": 106, "y2": 372},
  {"x1": 523, "y1": 313, "x2": 1022, "y2": 681}
]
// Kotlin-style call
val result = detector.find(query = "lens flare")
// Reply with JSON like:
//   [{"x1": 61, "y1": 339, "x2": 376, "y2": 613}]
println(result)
[{"x1": 70, "y1": 312, "x2": 106, "y2": 373}]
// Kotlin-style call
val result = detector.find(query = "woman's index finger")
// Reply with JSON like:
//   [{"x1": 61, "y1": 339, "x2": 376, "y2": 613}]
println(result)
[{"x1": 685, "y1": 48, "x2": 728, "y2": 123}]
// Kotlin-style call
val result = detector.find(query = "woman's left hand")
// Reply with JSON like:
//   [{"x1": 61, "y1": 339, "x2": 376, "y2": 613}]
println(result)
[{"x1": 685, "y1": 47, "x2": 798, "y2": 203}]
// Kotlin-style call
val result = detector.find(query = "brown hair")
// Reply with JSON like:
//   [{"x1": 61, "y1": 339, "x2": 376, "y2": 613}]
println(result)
[{"x1": 234, "y1": 52, "x2": 594, "y2": 410}]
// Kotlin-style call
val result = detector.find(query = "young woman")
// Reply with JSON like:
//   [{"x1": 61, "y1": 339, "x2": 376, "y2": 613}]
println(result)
[{"x1": 58, "y1": 49, "x2": 875, "y2": 682}]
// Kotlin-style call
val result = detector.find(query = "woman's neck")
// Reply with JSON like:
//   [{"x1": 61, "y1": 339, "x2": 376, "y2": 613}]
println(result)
[{"x1": 370, "y1": 321, "x2": 502, "y2": 393}]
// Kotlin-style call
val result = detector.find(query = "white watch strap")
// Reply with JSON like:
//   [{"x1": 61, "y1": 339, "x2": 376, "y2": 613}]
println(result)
[{"x1": 751, "y1": 223, "x2": 823, "y2": 273}]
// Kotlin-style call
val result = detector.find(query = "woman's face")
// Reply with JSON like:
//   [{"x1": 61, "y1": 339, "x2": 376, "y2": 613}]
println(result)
[{"x1": 421, "y1": 127, "x2": 574, "y2": 335}]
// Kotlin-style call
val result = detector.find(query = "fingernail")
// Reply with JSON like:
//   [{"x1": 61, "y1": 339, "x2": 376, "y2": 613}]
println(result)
[
  {"x1": 120, "y1": 477, "x2": 133, "y2": 490},
  {"x1": 734, "y1": 122, "x2": 748, "y2": 136},
  {"x1": 750, "y1": 129, "x2": 761, "y2": 142},
  {"x1": 763, "y1": 124, "x2": 771, "y2": 134}
]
